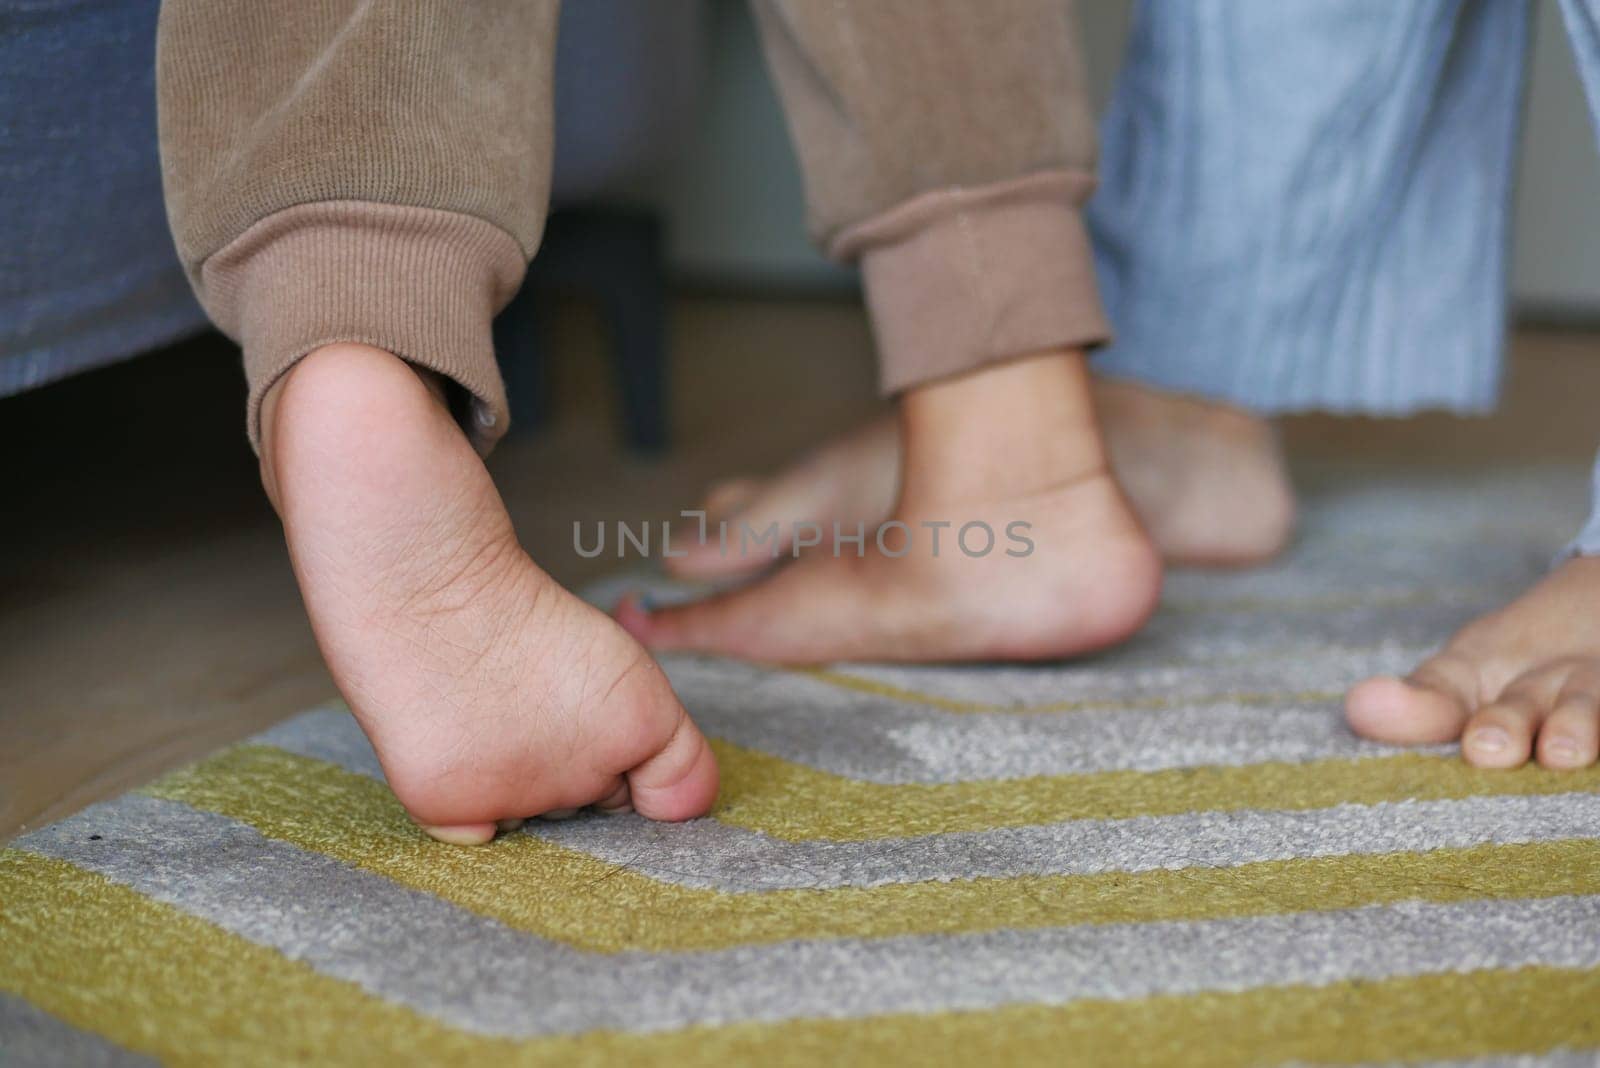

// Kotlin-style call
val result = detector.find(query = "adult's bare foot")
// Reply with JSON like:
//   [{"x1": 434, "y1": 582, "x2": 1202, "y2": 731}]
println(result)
[
  {"x1": 1346, "y1": 556, "x2": 1600, "y2": 770},
  {"x1": 669, "y1": 376, "x2": 1293, "y2": 580},
  {"x1": 621, "y1": 351, "x2": 1162, "y2": 664},
  {"x1": 670, "y1": 414, "x2": 903, "y2": 581},
  {"x1": 1094, "y1": 378, "x2": 1295, "y2": 567},
  {"x1": 262, "y1": 344, "x2": 718, "y2": 844}
]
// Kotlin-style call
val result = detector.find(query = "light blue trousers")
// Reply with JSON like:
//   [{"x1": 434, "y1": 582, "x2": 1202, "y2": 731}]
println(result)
[{"x1": 1089, "y1": 0, "x2": 1600, "y2": 557}]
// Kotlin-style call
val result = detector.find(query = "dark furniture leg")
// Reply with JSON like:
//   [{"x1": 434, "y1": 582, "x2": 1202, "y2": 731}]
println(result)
[
  {"x1": 492, "y1": 279, "x2": 548, "y2": 433},
  {"x1": 493, "y1": 207, "x2": 669, "y2": 452}
]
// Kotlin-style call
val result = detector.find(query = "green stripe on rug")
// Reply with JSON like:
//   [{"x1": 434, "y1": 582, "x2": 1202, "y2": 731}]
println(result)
[
  {"x1": 708, "y1": 739, "x2": 1600, "y2": 841},
  {"x1": 141, "y1": 745, "x2": 1600, "y2": 953},
  {"x1": 5, "y1": 849, "x2": 1599, "y2": 1067}
]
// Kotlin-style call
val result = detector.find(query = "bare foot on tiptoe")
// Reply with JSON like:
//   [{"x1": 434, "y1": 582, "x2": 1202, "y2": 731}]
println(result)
[
  {"x1": 1346, "y1": 557, "x2": 1600, "y2": 769},
  {"x1": 620, "y1": 350, "x2": 1162, "y2": 664},
  {"x1": 667, "y1": 375, "x2": 1293, "y2": 581},
  {"x1": 261, "y1": 343, "x2": 717, "y2": 844}
]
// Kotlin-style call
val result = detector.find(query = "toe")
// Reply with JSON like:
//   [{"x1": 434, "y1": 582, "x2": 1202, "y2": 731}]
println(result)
[
  {"x1": 538, "y1": 808, "x2": 581, "y2": 821},
  {"x1": 593, "y1": 780, "x2": 634, "y2": 815},
  {"x1": 1462, "y1": 685, "x2": 1549, "y2": 769},
  {"x1": 703, "y1": 477, "x2": 762, "y2": 521},
  {"x1": 626, "y1": 706, "x2": 719, "y2": 822},
  {"x1": 418, "y1": 822, "x2": 499, "y2": 846},
  {"x1": 614, "y1": 594, "x2": 661, "y2": 645},
  {"x1": 666, "y1": 478, "x2": 770, "y2": 580},
  {"x1": 622, "y1": 561, "x2": 879, "y2": 662},
  {"x1": 668, "y1": 481, "x2": 809, "y2": 581},
  {"x1": 1345, "y1": 654, "x2": 1478, "y2": 744},
  {"x1": 1537, "y1": 681, "x2": 1600, "y2": 770}
]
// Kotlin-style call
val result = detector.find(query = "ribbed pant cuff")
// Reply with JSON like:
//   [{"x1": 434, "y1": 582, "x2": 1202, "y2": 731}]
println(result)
[
  {"x1": 201, "y1": 201, "x2": 527, "y2": 455},
  {"x1": 831, "y1": 173, "x2": 1111, "y2": 394}
]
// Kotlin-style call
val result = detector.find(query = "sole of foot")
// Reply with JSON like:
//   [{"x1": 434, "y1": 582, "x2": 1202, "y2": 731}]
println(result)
[
  {"x1": 263, "y1": 344, "x2": 718, "y2": 843},
  {"x1": 1346, "y1": 556, "x2": 1600, "y2": 769},
  {"x1": 667, "y1": 375, "x2": 1294, "y2": 582},
  {"x1": 623, "y1": 350, "x2": 1163, "y2": 664}
]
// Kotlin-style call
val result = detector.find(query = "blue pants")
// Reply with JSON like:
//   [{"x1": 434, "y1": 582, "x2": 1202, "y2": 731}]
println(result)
[{"x1": 1089, "y1": 0, "x2": 1600, "y2": 557}]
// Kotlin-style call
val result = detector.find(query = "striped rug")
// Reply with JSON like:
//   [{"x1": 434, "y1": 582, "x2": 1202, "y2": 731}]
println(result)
[{"x1": 6, "y1": 467, "x2": 1600, "y2": 1066}]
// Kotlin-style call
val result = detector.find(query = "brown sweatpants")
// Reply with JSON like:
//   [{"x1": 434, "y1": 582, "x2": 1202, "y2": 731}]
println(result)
[{"x1": 156, "y1": 1, "x2": 1109, "y2": 453}]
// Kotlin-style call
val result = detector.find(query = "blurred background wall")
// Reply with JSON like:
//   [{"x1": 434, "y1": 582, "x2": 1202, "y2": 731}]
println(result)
[
  {"x1": 1514, "y1": 0, "x2": 1600, "y2": 314},
  {"x1": 639, "y1": 0, "x2": 1600, "y2": 314}
]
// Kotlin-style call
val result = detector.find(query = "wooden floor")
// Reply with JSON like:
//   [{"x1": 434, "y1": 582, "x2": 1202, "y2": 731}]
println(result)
[{"x1": 3, "y1": 295, "x2": 1597, "y2": 841}]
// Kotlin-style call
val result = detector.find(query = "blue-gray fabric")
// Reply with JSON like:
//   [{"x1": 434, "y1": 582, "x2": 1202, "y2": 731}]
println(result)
[
  {"x1": 1089, "y1": 0, "x2": 1600, "y2": 557},
  {"x1": 1088, "y1": 0, "x2": 1528, "y2": 418},
  {"x1": 1562, "y1": 1, "x2": 1600, "y2": 556},
  {"x1": 1569, "y1": 445, "x2": 1600, "y2": 558},
  {"x1": 0, "y1": 0, "x2": 205, "y2": 397}
]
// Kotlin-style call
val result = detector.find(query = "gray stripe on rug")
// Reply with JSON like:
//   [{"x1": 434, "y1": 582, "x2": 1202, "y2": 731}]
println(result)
[
  {"x1": 1124, "y1": 596, "x2": 1506, "y2": 665},
  {"x1": 1348, "y1": 1051, "x2": 1600, "y2": 1068},
  {"x1": 260, "y1": 686, "x2": 1439, "y2": 792},
  {"x1": 782, "y1": 644, "x2": 1425, "y2": 712},
  {"x1": 0, "y1": 993, "x2": 157, "y2": 1068},
  {"x1": 663, "y1": 656, "x2": 1419, "y2": 783},
  {"x1": 529, "y1": 791, "x2": 1600, "y2": 891}
]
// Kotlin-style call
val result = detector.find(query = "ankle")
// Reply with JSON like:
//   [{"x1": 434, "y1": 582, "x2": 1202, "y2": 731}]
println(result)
[
  {"x1": 1097, "y1": 377, "x2": 1274, "y2": 443},
  {"x1": 897, "y1": 348, "x2": 1110, "y2": 506},
  {"x1": 258, "y1": 343, "x2": 453, "y2": 516}
]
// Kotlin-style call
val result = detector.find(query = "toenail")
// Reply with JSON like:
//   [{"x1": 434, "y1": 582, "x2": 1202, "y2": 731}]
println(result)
[
  {"x1": 1544, "y1": 738, "x2": 1581, "y2": 763},
  {"x1": 419, "y1": 824, "x2": 495, "y2": 846},
  {"x1": 1467, "y1": 727, "x2": 1509, "y2": 754},
  {"x1": 539, "y1": 808, "x2": 580, "y2": 821}
]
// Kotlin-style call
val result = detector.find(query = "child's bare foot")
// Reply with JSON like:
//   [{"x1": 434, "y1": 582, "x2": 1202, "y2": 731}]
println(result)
[
  {"x1": 1346, "y1": 557, "x2": 1600, "y2": 770},
  {"x1": 621, "y1": 351, "x2": 1162, "y2": 663},
  {"x1": 261, "y1": 344, "x2": 717, "y2": 844},
  {"x1": 669, "y1": 376, "x2": 1292, "y2": 580},
  {"x1": 1093, "y1": 378, "x2": 1295, "y2": 566}
]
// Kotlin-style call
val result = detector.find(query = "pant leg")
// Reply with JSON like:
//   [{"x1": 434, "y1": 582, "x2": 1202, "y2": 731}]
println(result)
[
  {"x1": 158, "y1": 1, "x2": 559, "y2": 455},
  {"x1": 1555, "y1": 0, "x2": 1600, "y2": 558},
  {"x1": 750, "y1": 1, "x2": 1111, "y2": 395},
  {"x1": 1561, "y1": 458, "x2": 1600, "y2": 558},
  {"x1": 1088, "y1": 0, "x2": 1529, "y2": 416}
]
